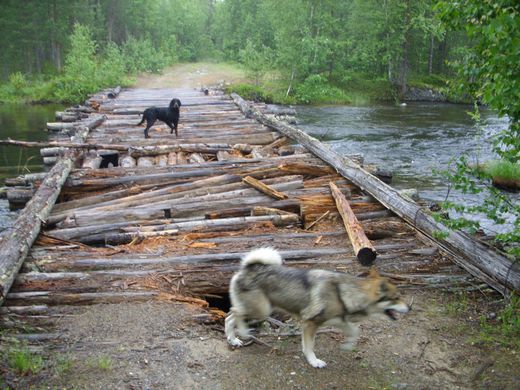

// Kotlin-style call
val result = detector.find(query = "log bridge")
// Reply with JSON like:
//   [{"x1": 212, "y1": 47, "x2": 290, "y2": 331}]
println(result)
[{"x1": 0, "y1": 86, "x2": 518, "y2": 339}]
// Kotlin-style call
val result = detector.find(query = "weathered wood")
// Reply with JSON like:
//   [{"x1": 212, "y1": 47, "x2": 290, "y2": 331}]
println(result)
[
  {"x1": 0, "y1": 158, "x2": 73, "y2": 306},
  {"x1": 81, "y1": 154, "x2": 102, "y2": 169},
  {"x1": 242, "y1": 176, "x2": 289, "y2": 200},
  {"x1": 52, "y1": 180, "x2": 303, "y2": 228},
  {"x1": 231, "y1": 92, "x2": 520, "y2": 295},
  {"x1": 46, "y1": 213, "x2": 300, "y2": 243},
  {"x1": 330, "y1": 182, "x2": 377, "y2": 266},
  {"x1": 107, "y1": 86, "x2": 121, "y2": 99},
  {"x1": 0, "y1": 139, "x2": 237, "y2": 157}
]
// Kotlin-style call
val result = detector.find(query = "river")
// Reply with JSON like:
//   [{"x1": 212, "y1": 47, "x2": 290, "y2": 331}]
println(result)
[
  {"x1": 295, "y1": 102, "x2": 517, "y2": 234},
  {"x1": 0, "y1": 103, "x2": 62, "y2": 228}
]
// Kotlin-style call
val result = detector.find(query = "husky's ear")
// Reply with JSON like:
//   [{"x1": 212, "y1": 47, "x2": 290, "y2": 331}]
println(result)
[{"x1": 368, "y1": 267, "x2": 380, "y2": 279}]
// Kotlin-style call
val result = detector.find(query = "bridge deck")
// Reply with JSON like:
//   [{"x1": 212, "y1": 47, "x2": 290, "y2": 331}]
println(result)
[{"x1": 1, "y1": 87, "x2": 472, "y2": 334}]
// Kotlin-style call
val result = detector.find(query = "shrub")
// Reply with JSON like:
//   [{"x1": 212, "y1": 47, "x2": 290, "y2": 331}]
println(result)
[
  {"x1": 98, "y1": 42, "x2": 127, "y2": 87},
  {"x1": 225, "y1": 83, "x2": 273, "y2": 103},
  {"x1": 293, "y1": 74, "x2": 350, "y2": 104},
  {"x1": 122, "y1": 36, "x2": 168, "y2": 74}
]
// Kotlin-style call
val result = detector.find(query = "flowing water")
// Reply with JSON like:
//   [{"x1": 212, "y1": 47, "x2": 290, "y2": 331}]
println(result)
[
  {"x1": 0, "y1": 103, "x2": 62, "y2": 228},
  {"x1": 295, "y1": 102, "x2": 517, "y2": 234}
]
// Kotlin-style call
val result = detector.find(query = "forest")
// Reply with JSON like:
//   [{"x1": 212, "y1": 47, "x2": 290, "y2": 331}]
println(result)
[{"x1": 0, "y1": 0, "x2": 466, "y2": 104}]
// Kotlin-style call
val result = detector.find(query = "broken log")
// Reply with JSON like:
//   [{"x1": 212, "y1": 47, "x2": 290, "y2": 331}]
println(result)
[
  {"x1": 330, "y1": 182, "x2": 377, "y2": 266},
  {"x1": 231, "y1": 92, "x2": 520, "y2": 295},
  {"x1": 242, "y1": 176, "x2": 289, "y2": 200}
]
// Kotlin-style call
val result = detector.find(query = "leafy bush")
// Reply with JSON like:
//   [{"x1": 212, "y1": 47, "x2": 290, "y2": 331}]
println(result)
[
  {"x1": 293, "y1": 74, "x2": 350, "y2": 104},
  {"x1": 52, "y1": 24, "x2": 100, "y2": 102},
  {"x1": 98, "y1": 42, "x2": 128, "y2": 87},
  {"x1": 122, "y1": 36, "x2": 168, "y2": 74},
  {"x1": 225, "y1": 83, "x2": 273, "y2": 103}
]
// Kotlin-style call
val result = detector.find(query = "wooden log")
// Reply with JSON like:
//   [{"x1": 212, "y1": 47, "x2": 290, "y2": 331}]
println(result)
[
  {"x1": 46, "y1": 122, "x2": 74, "y2": 131},
  {"x1": 29, "y1": 247, "x2": 349, "y2": 272},
  {"x1": 0, "y1": 158, "x2": 74, "y2": 306},
  {"x1": 330, "y1": 182, "x2": 377, "y2": 266},
  {"x1": 231, "y1": 92, "x2": 520, "y2": 295},
  {"x1": 251, "y1": 206, "x2": 296, "y2": 217},
  {"x1": 46, "y1": 213, "x2": 300, "y2": 243},
  {"x1": 62, "y1": 180, "x2": 303, "y2": 227},
  {"x1": 81, "y1": 154, "x2": 102, "y2": 169},
  {"x1": 107, "y1": 86, "x2": 121, "y2": 98},
  {"x1": 0, "y1": 139, "x2": 234, "y2": 156},
  {"x1": 5, "y1": 291, "x2": 159, "y2": 306},
  {"x1": 6, "y1": 188, "x2": 35, "y2": 210},
  {"x1": 242, "y1": 176, "x2": 289, "y2": 200},
  {"x1": 137, "y1": 157, "x2": 155, "y2": 167},
  {"x1": 167, "y1": 152, "x2": 177, "y2": 165},
  {"x1": 119, "y1": 155, "x2": 136, "y2": 168},
  {"x1": 155, "y1": 155, "x2": 169, "y2": 167},
  {"x1": 189, "y1": 153, "x2": 206, "y2": 164}
]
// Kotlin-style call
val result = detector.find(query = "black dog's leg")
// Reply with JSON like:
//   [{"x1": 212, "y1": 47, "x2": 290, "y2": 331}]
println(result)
[
  {"x1": 173, "y1": 119, "x2": 179, "y2": 137},
  {"x1": 144, "y1": 118, "x2": 156, "y2": 139},
  {"x1": 166, "y1": 122, "x2": 177, "y2": 137}
]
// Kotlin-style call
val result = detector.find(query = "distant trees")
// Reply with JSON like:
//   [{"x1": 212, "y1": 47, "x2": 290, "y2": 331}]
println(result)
[{"x1": 0, "y1": 0, "x2": 509, "y2": 105}]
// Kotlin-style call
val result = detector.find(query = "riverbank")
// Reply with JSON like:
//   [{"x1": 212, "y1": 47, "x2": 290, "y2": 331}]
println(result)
[{"x1": 1, "y1": 60, "x2": 454, "y2": 106}]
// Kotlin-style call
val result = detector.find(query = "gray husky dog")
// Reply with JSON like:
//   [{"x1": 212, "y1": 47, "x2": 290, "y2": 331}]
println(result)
[{"x1": 225, "y1": 247, "x2": 410, "y2": 368}]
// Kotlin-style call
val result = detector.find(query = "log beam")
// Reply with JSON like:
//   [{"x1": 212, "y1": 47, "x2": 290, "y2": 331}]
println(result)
[{"x1": 330, "y1": 182, "x2": 377, "y2": 265}]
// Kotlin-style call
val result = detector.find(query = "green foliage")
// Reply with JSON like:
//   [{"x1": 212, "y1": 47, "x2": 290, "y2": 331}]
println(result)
[
  {"x1": 98, "y1": 42, "x2": 128, "y2": 87},
  {"x1": 437, "y1": 0, "x2": 520, "y2": 162},
  {"x1": 477, "y1": 295, "x2": 520, "y2": 349},
  {"x1": 121, "y1": 36, "x2": 168, "y2": 74},
  {"x1": 293, "y1": 74, "x2": 351, "y2": 105},
  {"x1": 225, "y1": 83, "x2": 273, "y2": 103},
  {"x1": 434, "y1": 2, "x2": 520, "y2": 258},
  {"x1": 7, "y1": 347, "x2": 44, "y2": 375},
  {"x1": 53, "y1": 24, "x2": 98, "y2": 102},
  {"x1": 483, "y1": 160, "x2": 520, "y2": 183},
  {"x1": 239, "y1": 40, "x2": 273, "y2": 85}
]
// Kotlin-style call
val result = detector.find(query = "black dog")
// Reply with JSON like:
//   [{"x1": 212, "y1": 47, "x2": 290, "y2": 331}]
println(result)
[{"x1": 137, "y1": 98, "x2": 181, "y2": 139}]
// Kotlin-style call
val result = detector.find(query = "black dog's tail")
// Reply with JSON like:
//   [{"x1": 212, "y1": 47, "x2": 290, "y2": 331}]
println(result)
[{"x1": 136, "y1": 113, "x2": 145, "y2": 126}]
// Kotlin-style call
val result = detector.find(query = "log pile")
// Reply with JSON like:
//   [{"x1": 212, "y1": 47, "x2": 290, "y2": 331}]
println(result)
[{"x1": 0, "y1": 86, "x2": 488, "y2": 341}]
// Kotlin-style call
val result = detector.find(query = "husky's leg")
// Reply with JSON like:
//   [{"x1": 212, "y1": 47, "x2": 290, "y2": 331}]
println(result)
[
  {"x1": 225, "y1": 312, "x2": 243, "y2": 347},
  {"x1": 301, "y1": 321, "x2": 327, "y2": 368},
  {"x1": 339, "y1": 321, "x2": 359, "y2": 351}
]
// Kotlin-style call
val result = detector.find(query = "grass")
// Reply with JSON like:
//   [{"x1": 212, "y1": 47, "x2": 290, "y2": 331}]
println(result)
[
  {"x1": 92, "y1": 356, "x2": 113, "y2": 370},
  {"x1": 476, "y1": 295, "x2": 520, "y2": 349},
  {"x1": 483, "y1": 160, "x2": 520, "y2": 182},
  {"x1": 7, "y1": 346, "x2": 45, "y2": 375}
]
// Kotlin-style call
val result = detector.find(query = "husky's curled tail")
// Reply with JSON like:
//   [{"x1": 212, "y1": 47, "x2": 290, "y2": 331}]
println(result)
[{"x1": 240, "y1": 247, "x2": 282, "y2": 267}]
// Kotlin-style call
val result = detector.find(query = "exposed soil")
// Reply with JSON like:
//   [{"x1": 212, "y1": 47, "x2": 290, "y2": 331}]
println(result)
[
  {"x1": 1, "y1": 64, "x2": 518, "y2": 389},
  {"x1": 134, "y1": 62, "x2": 248, "y2": 90}
]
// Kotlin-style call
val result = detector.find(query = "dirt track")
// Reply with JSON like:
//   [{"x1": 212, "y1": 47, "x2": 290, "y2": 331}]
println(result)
[{"x1": 1, "y1": 63, "x2": 518, "y2": 389}]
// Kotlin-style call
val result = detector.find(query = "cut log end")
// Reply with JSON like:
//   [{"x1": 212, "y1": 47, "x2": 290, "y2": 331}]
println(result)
[{"x1": 356, "y1": 247, "x2": 377, "y2": 266}]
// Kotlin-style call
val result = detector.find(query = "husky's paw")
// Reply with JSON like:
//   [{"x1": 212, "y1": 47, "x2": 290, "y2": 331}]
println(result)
[
  {"x1": 227, "y1": 337, "x2": 244, "y2": 348},
  {"x1": 308, "y1": 357, "x2": 327, "y2": 368}
]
